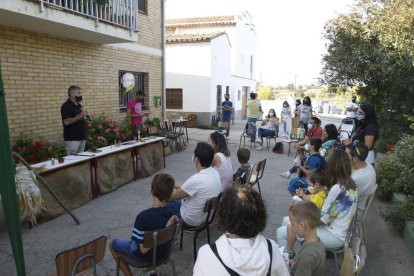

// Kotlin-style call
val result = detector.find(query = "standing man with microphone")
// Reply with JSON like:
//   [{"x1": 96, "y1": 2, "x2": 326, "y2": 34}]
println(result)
[{"x1": 61, "y1": 85, "x2": 88, "y2": 155}]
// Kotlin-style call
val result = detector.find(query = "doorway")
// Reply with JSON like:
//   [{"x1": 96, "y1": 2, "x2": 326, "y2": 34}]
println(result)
[{"x1": 241, "y1": 86, "x2": 249, "y2": 119}]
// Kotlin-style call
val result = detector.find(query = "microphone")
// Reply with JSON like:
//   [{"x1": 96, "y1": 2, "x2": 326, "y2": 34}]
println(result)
[{"x1": 80, "y1": 106, "x2": 91, "y2": 121}]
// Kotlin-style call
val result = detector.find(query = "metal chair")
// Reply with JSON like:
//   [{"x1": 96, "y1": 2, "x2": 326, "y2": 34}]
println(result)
[
  {"x1": 115, "y1": 223, "x2": 179, "y2": 276},
  {"x1": 325, "y1": 215, "x2": 356, "y2": 276},
  {"x1": 265, "y1": 126, "x2": 279, "y2": 150},
  {"x1": 249, "y1": 159, "x2": 266, "y2": 195},
  {"x1": 55, "y1": 235, "x2": 107, "y2": 276},
  {"x1": 239, "y1": 122, "x2": 255, "y2": 149},
  {"x1": 180, "y1": 193, "x2": 222, "y2": 262},
  {"x1": 358, "y1": 185, "x2": 377, "y2": 242}
]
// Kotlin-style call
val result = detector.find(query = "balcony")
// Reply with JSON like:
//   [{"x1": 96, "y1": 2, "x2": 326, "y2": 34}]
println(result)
[{"x1": 0, "y1": 0, "x2": 139, "y2": 44}]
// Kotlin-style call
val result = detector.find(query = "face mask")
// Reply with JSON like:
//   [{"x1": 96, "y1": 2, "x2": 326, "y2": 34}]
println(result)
[
  {"x1": 356, "y1": 113, "x2": 365, "y2": 121},
  {"x1": 308, "y1": 123, "x2": 313, "y2": 129},
  {"x1": 269, "y1": 112, "x2": 275, "y2": 117},
  {"x1": 75, "y1": 96, "x2": 83, "y2": 102},
  {"x1": 283, "y1": 105, "x2": 288, "y2": 108},
  {"x1": 308, "y1": 186, "x2": 315, "y2": 194},
  {"x1": 304, "y1": 144, "x2": 310, "y2": 151}
]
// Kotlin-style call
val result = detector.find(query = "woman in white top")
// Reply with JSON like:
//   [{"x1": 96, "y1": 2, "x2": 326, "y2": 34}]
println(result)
[
  {"x1": 257, "y1": 109, "x2": 279, "y2": 150},
  {"x1": 277, "y1": 149, "x2": 357, "y2": 253},
  {"x1": 194, "y1": 187, "x2": 289, "y2": 276},
  {"x1": 208, "y1": 131, "x2": 233, "y2": 190},
  {"x1": 281, "y1": 101, "x2": 292, "y2": 138}
]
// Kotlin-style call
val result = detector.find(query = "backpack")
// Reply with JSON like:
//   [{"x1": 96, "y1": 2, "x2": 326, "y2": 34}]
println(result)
[{"x1": 272, "y1": 142, "x2": 284, "y2": 154}]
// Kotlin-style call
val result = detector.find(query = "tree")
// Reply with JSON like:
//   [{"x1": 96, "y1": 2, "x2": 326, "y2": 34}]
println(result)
[
  {"x1": 257, "y1": 86, "x2": 276, "y2": 100},
  {"x1": 321, "y1": 0, "x2": 414, "y2": 143}
]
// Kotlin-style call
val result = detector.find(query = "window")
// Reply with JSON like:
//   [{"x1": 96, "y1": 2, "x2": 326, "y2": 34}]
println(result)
[
  {"x1": 138, "y1": 0, "x2": 147, "y2": 14},
  {"x1": 238, "y1": 90, "x2": 241, "y2": 101},
  {"x1": 119, "y1": 71, "x2": 148, "y2": 112},
  {"x1": 226, "y1": 86, "x2": 229, "y2": 95},
  {"x1": 166, "y1": 88, "x2": 183, "y2": 109},
  {"x1": 250, "y1": 55, "x2": 254, "y2": 79}
]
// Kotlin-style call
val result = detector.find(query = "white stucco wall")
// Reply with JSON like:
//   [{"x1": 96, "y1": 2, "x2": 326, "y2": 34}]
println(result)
[
  {"x1": 210, "y1": 35, "x2": 232, "y2": 112},
  {"x1": 166, "y1": 42, "x2": 212, "y2": 112}
]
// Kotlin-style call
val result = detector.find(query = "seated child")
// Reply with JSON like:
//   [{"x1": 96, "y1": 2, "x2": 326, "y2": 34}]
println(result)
[
  {"x1": 279, "y1": 147, "x2": 306, "y2": 179},
  {"x1": 110, "y1": 173, "x2": 179, "y2": 276},
  {"x1": 287, "y1": 138, "x2": 326, "y2": 195},
  {"x1": 233, "y1": 148, "x2": 251, "y2": 186},
  {"x1": 291, "y1": 121, "x2": 306, "y2": 140},
  {"x1": 292, "y1": 168, "x2": 327, "y2": 209},
  {"x1": 288, "y1": 201, "x2": 326, "y2": 275}
]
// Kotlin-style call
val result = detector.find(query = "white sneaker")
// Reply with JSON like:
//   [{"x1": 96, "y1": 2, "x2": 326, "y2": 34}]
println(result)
[
  {"x1": 279, "y1": 171, "x2": 291, "y2": 179},
  {"x1": 256, "y1": 146, "x2": 263, "y2": 150}
]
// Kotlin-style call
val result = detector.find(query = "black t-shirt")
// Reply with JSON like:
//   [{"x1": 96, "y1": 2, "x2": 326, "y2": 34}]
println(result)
[
  {"x1": 60, "y1": 99, "x2": 87, "y2": 141},
  {"x1": 131, "y1": 202, "x2": 179, "y2": 261},
  {"x1": 351, "y1": 122, "x2": 379, "y2": 144}
]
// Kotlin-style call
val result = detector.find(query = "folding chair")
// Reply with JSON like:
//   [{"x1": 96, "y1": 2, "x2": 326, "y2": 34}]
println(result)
[
  {"x1": 265, "y1": 125, "x2": 279, "y2": 150},
  {"x1": 180, "y1": 193, "x2": 222, "y2": 262},
  {"x1": 55, "y1": 235, "x2": 107, "y2": 276},
  {"x1": 115, "y1": 223, "x2": 178, "y2": 276},
  {"x1": 249, "y1": 159, "x2": 266, "y2": 195},
  {"x1": 239, "y1": 122, "x2": 255, "y2": 149},
  {"x1": 325, "y1": 215, "x2": 356, "y2": 276},
  {"x1": 358, "y1": 185, "x2": 377, "y2": 242}
]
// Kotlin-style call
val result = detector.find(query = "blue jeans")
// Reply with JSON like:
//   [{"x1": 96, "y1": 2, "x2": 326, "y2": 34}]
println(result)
[
  {"x1": 111, "y1": 238, "x2": 139, "y2": 259},
  {"x1": 221, "y1": 117, "x2": 231, "y2": 137},
  {"x1": 287, "y1": 177, "x2": 308, "y2": 193},
  {"x1": 257, "y1": 128, "x2": 275, "y2": 143},
  {"x1": 247, "y1": 117, "x2": 257, "y2": 142}
]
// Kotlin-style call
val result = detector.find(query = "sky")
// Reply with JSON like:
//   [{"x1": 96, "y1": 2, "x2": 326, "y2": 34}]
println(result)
[{"x1": 166, "y1": 0, "x2": 355, "y2": 86}]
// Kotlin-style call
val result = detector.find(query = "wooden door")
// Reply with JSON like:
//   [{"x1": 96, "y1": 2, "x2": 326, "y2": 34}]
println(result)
[
  {"x1": 241, "y1": 87, "x2": 248, "y2": 119},
  {"x1": 216, "y1": 85, "x2": 222, "y2": 123}
]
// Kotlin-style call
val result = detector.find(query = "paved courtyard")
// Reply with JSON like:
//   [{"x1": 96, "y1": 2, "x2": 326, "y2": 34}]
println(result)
[{"x1": 1, "y1": 120, "x2": 413, "y2": 275}]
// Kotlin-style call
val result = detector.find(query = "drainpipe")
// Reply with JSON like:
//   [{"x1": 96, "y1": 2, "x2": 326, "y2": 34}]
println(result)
[{"x1": 161, "y1": 0, "x2": 166, "y2": 119}]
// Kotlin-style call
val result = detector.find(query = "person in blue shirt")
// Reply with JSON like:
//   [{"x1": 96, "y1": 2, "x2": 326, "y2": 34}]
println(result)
[
  {"x1": 221, "y1": 94, "x2": 233, "y2": 138},
  {"x1": 287, "y1": 138, "x2": 326, "y2": 195},
  {"x1": 110, "y1": 173, "x2": 179, "y2": 276}
]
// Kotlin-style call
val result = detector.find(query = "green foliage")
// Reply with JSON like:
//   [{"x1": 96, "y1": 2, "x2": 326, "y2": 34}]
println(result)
[
  {"x1": 197, "y1": 124, "x2": 217, "y2": 130},
  {"x1": 321, "y1": 0, "x2": 414, "y2": 139},
  {"x1": 384, "y1": 197, "x2": 414, "y2": 231},
  {"x1": 257, "y1": 86, "x2": 276, "y2": 100},
  {"x1": 86, "y1": 115, "x2": 130, "y2": 149},
  {"x1": 12, "y1": 135, "x2": 74, "y2": 163},
  {"x1": 377, "y1": 135, "x2": 414, "y2": 199},
  {"x1": 144, "y1": 117, "x2": 161, "y2": 127}
]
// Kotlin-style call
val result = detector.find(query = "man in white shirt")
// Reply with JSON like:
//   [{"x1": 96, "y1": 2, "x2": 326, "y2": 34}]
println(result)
[
  {"x1": 346, "y1": 141, "x2": 376, "y2": 218},
  {"x1": 170, "y1": 142, "x2": 222, "y2": 227},
  {"x1": 346, "y1": 95, "x2": 359, "y2": 118}
]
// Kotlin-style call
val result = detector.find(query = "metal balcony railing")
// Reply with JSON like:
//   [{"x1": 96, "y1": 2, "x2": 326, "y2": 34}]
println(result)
[{"x1": 37, "y1": 0, "x2": 138, "y2": 32}]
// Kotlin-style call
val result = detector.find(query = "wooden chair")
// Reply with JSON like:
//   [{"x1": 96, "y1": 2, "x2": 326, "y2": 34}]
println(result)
[
  {"x1": 180, "y1": 193, "x2": 222, "y2": 262},
  {"x1": 249, "y1": 159, "x2": 266, "y2": 195},
  {"x1": 55, "y1": 235, "x2": 107, "y2": 276},
  {"x1": 115, "y1": 223, "x2": 178, "y2": 276}
]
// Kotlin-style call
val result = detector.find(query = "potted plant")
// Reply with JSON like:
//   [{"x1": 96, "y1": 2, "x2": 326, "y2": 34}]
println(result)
[
  {"x1": 144, "y1": 117, "x2": 160, "y2": 135},
  {"x1": 184, "y1": 113, "x2": 197, "y2": 128}
]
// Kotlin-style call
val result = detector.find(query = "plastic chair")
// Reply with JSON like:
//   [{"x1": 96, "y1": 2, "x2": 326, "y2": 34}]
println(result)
[
  {"x1": 180, "y1": 193, "x2": 222, "y2": 262},
  {"x1": 55, "y1": 235, "x2": 107, "y2": 276},
  {"x1": 249, "y1": 159, "x2": 266, "y2": 195},
  {"x1": 115, "y1": 223, "x2": 179, "y2": 276}
]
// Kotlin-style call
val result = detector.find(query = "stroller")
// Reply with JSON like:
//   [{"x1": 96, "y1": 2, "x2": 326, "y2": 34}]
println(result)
[{"x1": 338, "y1": 118, "x2": 357, "y2": 141}]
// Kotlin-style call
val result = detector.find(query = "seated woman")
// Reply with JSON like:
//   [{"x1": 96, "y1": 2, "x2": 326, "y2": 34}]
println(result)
[
  {"x1": 208, "y1": 131, "x2": 233, "y2": 190},
  {"x1": 194, "y1": 186, "x2": 289, "y2": 276},
  {"x1": 320, "y1": 124, "x2": 340, "y2": 159},
  {"x1": 110, "y1": 173, "x2": 179, "y2": 276},
  {"x1": 257, "y1": 108, "x2": 279, "y2": 150},
  {"x1": 345, "y1": 103, "x2": 379, "y2": 166},
  {"x1": 277, "y1": 149, "x2": 357, "y2": 257}
]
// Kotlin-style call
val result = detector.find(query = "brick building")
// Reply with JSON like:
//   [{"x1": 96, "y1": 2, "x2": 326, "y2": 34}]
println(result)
[{"x1": 0, "y1": 0, "x2": 164, "y2": 141}]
